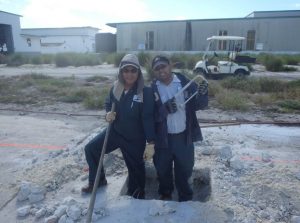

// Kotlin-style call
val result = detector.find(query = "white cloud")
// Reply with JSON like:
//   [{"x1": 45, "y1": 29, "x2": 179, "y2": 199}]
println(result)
[{"x1": 20, "y1": 0, "x2": 153, "y2": 32}]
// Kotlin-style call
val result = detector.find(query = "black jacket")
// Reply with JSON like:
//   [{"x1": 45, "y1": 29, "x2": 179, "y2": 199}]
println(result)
[
  {"x1": 151, "y1": 72, "x2": 208, "y2": 149},
  {"x1": 105, "y1": 85, "x2": 155, "y2": 143}
]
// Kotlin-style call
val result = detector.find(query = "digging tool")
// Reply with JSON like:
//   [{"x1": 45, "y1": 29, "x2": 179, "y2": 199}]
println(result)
[
  {"x1": 86, "y1": 80, "x2": 123, "y2": 223},
  {"x1": 174, "y1": 74, "x2": 207, "y2": 108},
  {"x1": 86, "y1": 103, "x2": 115, "y2": 223}
]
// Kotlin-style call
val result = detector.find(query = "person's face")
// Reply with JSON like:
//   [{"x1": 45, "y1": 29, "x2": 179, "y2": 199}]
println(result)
[
  {"x1": 154, "y1": 63, "x2": 172, "y2": 84},
  {"x1": 121, "y1": 65, "x2": 139, "y2": 87}
]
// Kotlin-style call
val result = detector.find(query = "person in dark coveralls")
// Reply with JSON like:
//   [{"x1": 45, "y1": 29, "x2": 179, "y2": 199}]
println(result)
[
  {"x1": 151, "y1": 55, "x2": 208, "y2": 202},
  {"x1": 82, "y1": 54, "x2": 155, "y2": 199}
]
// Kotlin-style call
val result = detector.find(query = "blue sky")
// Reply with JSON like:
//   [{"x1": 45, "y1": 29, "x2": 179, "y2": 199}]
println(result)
[{"x1": 1, "y1": 0, "x2": 300, "y2": 32}]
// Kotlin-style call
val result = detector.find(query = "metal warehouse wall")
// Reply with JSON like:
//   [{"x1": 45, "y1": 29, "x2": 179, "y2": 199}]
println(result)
[
  {"x1": 191, "y1": 17, "x2": 300, "y2": 51},
  {"x1": 116, "y1": 21, "x2": 187, "y2": 51},
  {"x1": 114, "y1": 16, "x2": 300, "y2": 52}
]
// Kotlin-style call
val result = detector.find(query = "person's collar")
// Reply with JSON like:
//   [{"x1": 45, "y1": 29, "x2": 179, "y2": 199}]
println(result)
[{"x1": 172, "y1": 74, "x2": 181, "y2": 83}]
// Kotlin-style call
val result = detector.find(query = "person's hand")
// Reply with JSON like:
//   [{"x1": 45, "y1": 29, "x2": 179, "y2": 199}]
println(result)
[
  {"x1": 144, "y1": 143, "x2": 155, "y2": 160},
  {"x1": 105, "y1": 111, "x2": 116, "y2": 123},
  {"x1": 198, "y1": 80, "x2": 208, "y2": 95},
  {"x1": 164, "y1": 97, "x2": 177, "y2": 114}
]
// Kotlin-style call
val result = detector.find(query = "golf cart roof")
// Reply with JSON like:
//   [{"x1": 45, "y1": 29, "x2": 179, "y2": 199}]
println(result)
[{"x1": 207, "y1": 36, "x2": 245, "y2": 41}]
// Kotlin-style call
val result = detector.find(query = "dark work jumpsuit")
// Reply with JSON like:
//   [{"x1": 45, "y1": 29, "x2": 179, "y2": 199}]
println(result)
[
  {"x1": 84, "y1": 85, "x2": 155, "y2": 197},
  {"x1": 151, "y1": 72, "x2": 208, "y2": 201}
]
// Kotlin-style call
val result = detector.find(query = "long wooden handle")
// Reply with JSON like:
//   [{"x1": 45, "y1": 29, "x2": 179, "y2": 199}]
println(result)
[{"x1": 86, "y1": 103, "x2": 116, "y2": 223}]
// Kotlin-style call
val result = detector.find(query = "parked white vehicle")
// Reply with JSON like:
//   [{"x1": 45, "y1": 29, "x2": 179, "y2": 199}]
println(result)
[{"x1": 193, "y1": 36, "x2": 254, "y2": 79}]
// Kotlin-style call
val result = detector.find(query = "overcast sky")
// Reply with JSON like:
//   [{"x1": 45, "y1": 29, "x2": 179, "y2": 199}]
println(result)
[{"x1": 1, "y1": 0, "x2": 300, "y2": 33}]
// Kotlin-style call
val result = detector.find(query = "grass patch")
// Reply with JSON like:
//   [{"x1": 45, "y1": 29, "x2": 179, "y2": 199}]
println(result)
[
  {"x1": 257, "y1": 53, "x2": 300, "y2": 71},
  {"x1": 215, "y1": 89, "x2": 249, "y2": 111},
  {"x1": 60, "y1": 89, "x2": 90, "y2": 103},
  {"x1": 221, "y1": 77, "x2": 260, "y2": 93},
  {"x1": 86, "y1": 76, "x2": 109, "y2": 82},
  {"x1": 250, "y1": 94, "x2": 275, "y2": 106},
  {"x1": 83, "y1": 87, "x2": 110, "y2": 109},
  {"x1": 278, "y1": 100, "x2": 300, "y2": 111},
  {"x1": 0, "y1": 74, "x2": 112, "y2": 108},
  {"x1": 210, "y1": 76, "x2": 300, "y2": 112}
]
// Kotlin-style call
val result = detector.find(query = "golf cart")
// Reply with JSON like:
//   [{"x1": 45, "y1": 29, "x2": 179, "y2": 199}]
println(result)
[{"x1": 193, "y1": 36, "x2": 255, "y2": 79}]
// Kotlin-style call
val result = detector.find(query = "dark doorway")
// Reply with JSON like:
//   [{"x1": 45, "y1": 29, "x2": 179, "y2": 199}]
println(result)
[
  {"x1": 185, "y1": 21, "x2": 192, "y2": 51},
  {"x1": 0, "y1": 24, "x2": 14, "y2": 54}
]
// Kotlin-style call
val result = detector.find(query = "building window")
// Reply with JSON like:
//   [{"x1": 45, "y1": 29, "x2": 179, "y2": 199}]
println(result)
[
  {"x1": 27, "y1": 38, "x2": 31, "y2": 47},
  {"x1": 246, "y1": 30, "x2": 255, "y2": 50},
  {"x1": 218, "y1": 30, "x2": 227, "y2": 50},
  {"x1": 145, "y1": 31, "x2": 154, "y2": 50}
]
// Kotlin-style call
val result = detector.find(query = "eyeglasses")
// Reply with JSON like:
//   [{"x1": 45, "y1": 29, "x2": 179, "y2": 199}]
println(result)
[
  {"x1": 123, "y1": 67, "x2": 138, "y2": 73},
  {"x1": 154, "y1": 64, "x2": 167, "y2": 71}
]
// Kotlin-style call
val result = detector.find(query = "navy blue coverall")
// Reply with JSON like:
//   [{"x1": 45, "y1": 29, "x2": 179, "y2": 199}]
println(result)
[
  {"x1": 84, "y1": 85, "x2": 155, "y2": 197},
  {"x1": 151, "y1": 72, "x2": 208, "y2": 201}
]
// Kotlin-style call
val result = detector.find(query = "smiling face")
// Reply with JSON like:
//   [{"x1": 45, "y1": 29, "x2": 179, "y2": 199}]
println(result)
[
  {"x1": 154, "y1": 63, "x2": 173, "y2": 85},
  {"x1": 121, "y1": 65, "x2": 139, "y2": 89}
]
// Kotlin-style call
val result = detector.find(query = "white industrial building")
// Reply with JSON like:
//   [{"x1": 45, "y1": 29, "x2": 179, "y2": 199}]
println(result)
[
  {"x1": 0, "y1": 10, "x2": 99, "y2": 54},
  {"x1": 21, "y1": 27, "x2": 99, "y2": 54}
]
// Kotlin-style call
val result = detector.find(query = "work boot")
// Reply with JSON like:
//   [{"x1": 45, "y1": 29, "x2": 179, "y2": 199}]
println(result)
[
  {"x1": 159, "y1": 193, "x2": 172, "y2": 201},
  {"x1": 81, "y1": 178, "x2": 107, "y2": 194}
]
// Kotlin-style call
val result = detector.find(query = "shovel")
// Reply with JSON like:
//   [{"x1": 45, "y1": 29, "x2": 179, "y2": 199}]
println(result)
[
  {"x1": 86, "y1": 80, "x2": 124, "y2": 222},
  {"x1": 86, "y1": 103, "x2": 115, "y2": 223}
]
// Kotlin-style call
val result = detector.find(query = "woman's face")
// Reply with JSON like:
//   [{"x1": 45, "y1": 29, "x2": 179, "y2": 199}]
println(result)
[{"x1": 121, "y1": 65, "x2": 139, "y2": 87}]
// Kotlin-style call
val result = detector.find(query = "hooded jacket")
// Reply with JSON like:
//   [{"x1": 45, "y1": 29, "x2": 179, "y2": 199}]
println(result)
[{"x1": 105, "y1": 54, "x2": 155, "y2": 142}]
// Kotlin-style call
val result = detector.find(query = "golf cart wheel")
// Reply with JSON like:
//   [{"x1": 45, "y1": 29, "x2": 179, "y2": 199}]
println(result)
[{"x1": 234, "y1": 69, "x2": 247, "y2": 77}]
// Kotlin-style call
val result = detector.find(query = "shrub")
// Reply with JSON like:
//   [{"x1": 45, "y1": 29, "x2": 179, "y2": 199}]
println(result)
[
  {"x1": 113, "y1": 53, "x2": 126, "y2": 67},
  {"x1": 264, "y1": 56, "x2": 283, "y2": 71},
  {"x1": 280, "y1": 55, "x2": 300, "y2": 65},
  {"x1": 42, "y1": 54, "x2": 55, "y2": 64},
  {"x1": 137, "y1": 52, "x2": 151, "y2": 67},
  {"x1": 83, "y1": 87, "x2": 110, "y2": 109},
  {"x1": 102, "y1": 53, "x2": 117, "y2": 64},
  {"x1": 221, "y1": 77, "x2": 261, "y2": 93},
  {"x1": 215, "y1": 89, "x2": 249, "y2": 111},
  {"x1": 86, "y1": 76, "x2": 109, "y2": 82},
  {"x1": 31, "y1": 56, "x2": 43, "y2": 64},
  {"x1": 278, "y1": 100, "x2": 300, "y2": 110},
  {"x1": 259, "y1": 78, "x2": 286, "y2": 92},
  {"x1": 55, "y1": 53, "x2": 73, "y2": 67},
  {"x1": 55, "y1": 53, "x2": 101, "y2": 67},
  {"x1": 251, "y1": 94, "x2": 275, "y2": 106},
  {"x1": 6, "y1": 53, "x2": 29, "y2": 66},
  {"x1": 208, "y1": 80, "x2": 222, "y2": 97},
  {"x1": 60, "y1": 89, "x2": 90, "y2": 103}
]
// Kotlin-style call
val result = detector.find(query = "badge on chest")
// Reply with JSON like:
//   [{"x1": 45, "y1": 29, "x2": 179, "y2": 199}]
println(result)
[{"x1": 133, "y1": 94, "x2": 142, "y2": 103}]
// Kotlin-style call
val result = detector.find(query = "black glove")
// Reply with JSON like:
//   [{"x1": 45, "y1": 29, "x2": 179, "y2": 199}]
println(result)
[
  {"x1": 198, "y1": 80, "x2": 208, "y2": 95},
  {"x1": 164, "y1": 97, "x2": 177, "y2": 114}
]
